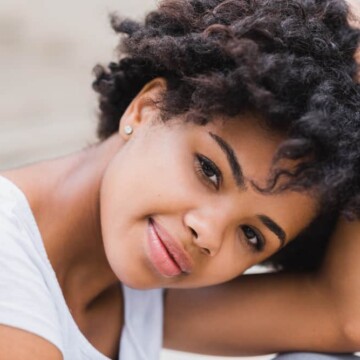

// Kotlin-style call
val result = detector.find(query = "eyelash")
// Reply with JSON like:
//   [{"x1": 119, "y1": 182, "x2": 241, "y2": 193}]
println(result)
[
  {"x1": 195, "y1": 154, "x2": 222, "y2": 190},
  {"x1": 240, "y1": 225, "x2": 265, "y2": 252},
  {"x1": 195, "y1": 154, "x2": 265, "y2": 252}
]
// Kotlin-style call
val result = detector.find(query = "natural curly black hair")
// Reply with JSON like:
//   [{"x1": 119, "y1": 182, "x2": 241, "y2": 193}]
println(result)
[{"x1": 93, "y1": 0, "x2": 360, "y2": 271}]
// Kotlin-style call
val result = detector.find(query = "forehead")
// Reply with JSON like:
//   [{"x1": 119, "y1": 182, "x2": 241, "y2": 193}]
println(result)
[{"x1": 206, "y1": 114, "x2": 284, "y2": 180}]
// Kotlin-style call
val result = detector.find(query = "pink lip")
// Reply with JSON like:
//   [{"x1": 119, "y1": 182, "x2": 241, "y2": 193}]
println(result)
[{"x1": 147, "y1": 218, "x2": 193, "y2": 277}]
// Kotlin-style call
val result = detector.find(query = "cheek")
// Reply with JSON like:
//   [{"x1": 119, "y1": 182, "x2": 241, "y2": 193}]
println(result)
[
  {"x1": 100, "y1": 153, "x2": 193, "y2": 220},
  {"x1": 98, "y1": 139, "x2": 201, "y2": 284},
  {"x1": 183, "y1": 244, "x2": 254, "y2": 289}
]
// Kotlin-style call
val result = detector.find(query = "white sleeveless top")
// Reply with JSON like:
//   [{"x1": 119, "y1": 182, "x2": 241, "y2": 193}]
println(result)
[{"x1": 0, "y1": 176, "x2": 163, "y2": 360}]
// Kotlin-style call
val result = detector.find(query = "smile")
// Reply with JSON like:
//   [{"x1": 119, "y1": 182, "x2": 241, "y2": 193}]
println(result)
[{"x1": 147, "y1": 218, "x2": 193, "y2": 277}]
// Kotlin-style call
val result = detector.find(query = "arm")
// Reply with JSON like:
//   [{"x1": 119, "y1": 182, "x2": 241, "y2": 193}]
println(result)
[
  {"x1": 164, "y1": 2, "x2": 360, "y2": 355},
  {"x1": 164, "y1": 219, "x2": 360, "y2": 356},
  {"x1": 0, "y1": 325, "x2": 63, "y2": 360}
]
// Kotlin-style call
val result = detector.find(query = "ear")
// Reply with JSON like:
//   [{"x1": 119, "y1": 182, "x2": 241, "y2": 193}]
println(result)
[{"x1": 118, "y1": 77, "x2": 167, "y2": 139}]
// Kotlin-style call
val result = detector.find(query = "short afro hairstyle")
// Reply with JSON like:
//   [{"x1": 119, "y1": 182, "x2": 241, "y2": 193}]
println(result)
[{"x1": 93, "y1": 0, "x2": 360, "y2": 271}]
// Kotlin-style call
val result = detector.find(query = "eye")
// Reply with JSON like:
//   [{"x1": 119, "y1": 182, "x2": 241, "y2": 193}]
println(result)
[
  {"x1": 195, "y1": 154, "x2": 222, "y2": 189},
  {"x1": 241, "y1": 225, "x2": 265, "y2": 252}
]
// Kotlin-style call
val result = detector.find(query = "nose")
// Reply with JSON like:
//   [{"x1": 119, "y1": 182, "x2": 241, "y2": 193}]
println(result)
[{"x1": 184, "y1": 208, "x2": 226, "y2": 257}]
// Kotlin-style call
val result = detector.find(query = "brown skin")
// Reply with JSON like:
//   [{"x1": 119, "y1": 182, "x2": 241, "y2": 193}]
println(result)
[
  {"x1": 1, "y1": 4, "x2": 359, "y2": 358},
  {"x1": 1, "y1": 79, "x2": 316, "y2": 359},
  {"x1": 100, "y1": 97, "x2": 316, "y2": 290},
  {"x1": 0, "y1": 326, "x2": 63, "y2": 360},
  {"x1": 163, "y1": 3, "x2": 360, "y2": 356},
  {"x1": 163, "y1": 219, "x2": 360, "y2": 356},
  {"x1": 1, "y1": 131, "x2": 125, "y2": 359}
]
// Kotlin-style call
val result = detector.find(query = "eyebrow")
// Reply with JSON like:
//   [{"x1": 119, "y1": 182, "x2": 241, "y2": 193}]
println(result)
[
  {"x1": 209, "y1": 132, "x2": 286, "y2": 248},
  {"x1": 258, "y1": 215, "x2": 286, "y2": 248},
  {"x1": 209, "y1": 132, "x2": 246, "y2": 189},
  {"x1": 208, "y1": 132, "x2": 286, "y2": 249}
]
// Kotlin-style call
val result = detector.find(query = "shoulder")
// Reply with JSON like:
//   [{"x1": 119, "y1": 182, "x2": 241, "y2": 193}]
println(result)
[
  {"x1": 0, "y1": 177, "x2": 44, "y2": 278},
  {"x1": 0, "y1": 325, "x2": 63, "y2": 360},
  {"x1": 0, "y1": 176, "x2": 64, "y2": 356}
]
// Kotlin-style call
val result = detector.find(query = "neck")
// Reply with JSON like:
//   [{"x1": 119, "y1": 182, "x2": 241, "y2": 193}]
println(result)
[{"x1": 2, "y1": 134, "x2": 124, "y2": 312}]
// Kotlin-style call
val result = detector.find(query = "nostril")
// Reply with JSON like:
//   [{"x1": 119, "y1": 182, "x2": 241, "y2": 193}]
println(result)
[
  {"x1": 188, "y1": 226, "x2": 211, "y2": 255},
  {"x1": 190, "y1": 227, "x2": 198, "y2": 239},
  {"x1": 201, "y1": 247, "x2": 211, "y2": 256}
]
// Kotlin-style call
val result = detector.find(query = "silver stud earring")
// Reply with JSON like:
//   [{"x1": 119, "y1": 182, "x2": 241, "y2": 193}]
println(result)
[{"x1": 124, "y1": 125, "x2": 133, "y2": 135}]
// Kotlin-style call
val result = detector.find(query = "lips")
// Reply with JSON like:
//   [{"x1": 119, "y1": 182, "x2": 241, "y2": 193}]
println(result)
[{"x1": 147, "y1": 218, "x2": 193, "y2": 277}]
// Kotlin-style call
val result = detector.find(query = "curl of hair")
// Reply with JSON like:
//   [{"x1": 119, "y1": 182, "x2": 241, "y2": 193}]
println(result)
[{"x1": 93, "y1": 0, "x2": 360, "y2": 270}]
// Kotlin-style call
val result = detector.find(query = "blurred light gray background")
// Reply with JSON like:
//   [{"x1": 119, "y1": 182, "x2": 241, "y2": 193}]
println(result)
[{"x1": 0, "y1": 0, "x2": 273, "y2": 359}]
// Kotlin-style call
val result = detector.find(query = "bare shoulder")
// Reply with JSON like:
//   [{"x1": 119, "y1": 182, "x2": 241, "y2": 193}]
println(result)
[{"x1": 0, "y1": 325, "x2": 63, "y2": 360}]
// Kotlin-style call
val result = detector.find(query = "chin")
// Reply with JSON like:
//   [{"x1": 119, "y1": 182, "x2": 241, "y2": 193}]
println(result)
[
  {"x1": 111, "y1": 259, "x2": 159, "y2": 290},
  {"x1": 119, "y1": 274, "x2": 163, "y2": 290},
  {"x1": 120, "y1": 279, "x2": 156, "y2": 290}
]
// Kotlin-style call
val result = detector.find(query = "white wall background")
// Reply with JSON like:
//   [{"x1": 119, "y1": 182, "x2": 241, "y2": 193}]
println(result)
[{"x1": 0, "y1": 0, "x2": 275, "y2": 359}]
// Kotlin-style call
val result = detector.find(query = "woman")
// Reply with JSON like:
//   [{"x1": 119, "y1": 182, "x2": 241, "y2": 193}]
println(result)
[{"x1": 0, "y1": 0, "x2": 359, "y2": 359}]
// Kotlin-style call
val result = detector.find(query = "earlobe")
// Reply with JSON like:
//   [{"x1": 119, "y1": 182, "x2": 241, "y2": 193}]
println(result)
[
  {"x1": 119, "y1": 77, "x2": 167, "y2": 139},
  {"x1": 124, "y1": 125, "x2": 134, "y2": 135}
]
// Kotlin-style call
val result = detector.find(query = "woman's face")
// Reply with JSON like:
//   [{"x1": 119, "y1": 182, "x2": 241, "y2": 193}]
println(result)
[{"x1": 100, "y1": 83, "x2": 317, "y2": 289}]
